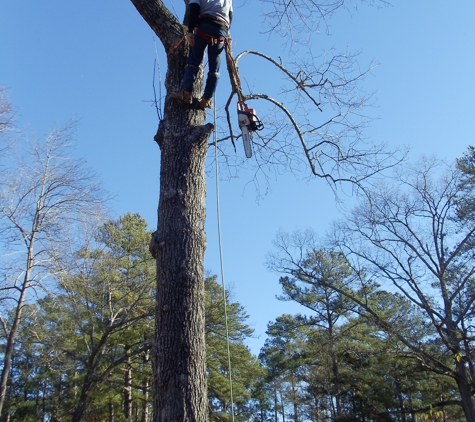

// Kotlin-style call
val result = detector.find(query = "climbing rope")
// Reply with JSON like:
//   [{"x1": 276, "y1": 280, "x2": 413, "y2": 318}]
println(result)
[
  {"x1": 167, "y1": 35, "x2": 185, "y2": 58},
  {"x1": 213, "y1": 95, "x2": 236, "y2": 422}
]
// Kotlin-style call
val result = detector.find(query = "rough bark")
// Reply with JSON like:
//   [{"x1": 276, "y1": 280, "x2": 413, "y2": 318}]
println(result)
[
  {"x1": 152, "y1": 122, "x2": 211, "y2": 421},
  {"x1": 130, "y1": 1, "x2": 214, "y2": 420}
]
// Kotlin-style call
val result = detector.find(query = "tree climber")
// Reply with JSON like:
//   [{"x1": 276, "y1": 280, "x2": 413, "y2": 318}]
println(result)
[{"x1": 171, "y1": 0, "x2": 233, "y2": 110}]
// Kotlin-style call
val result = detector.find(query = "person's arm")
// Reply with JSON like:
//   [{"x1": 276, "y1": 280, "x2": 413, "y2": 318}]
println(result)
[{"x1": 187, "y1": 3, "x2": 201, "y2": 33}]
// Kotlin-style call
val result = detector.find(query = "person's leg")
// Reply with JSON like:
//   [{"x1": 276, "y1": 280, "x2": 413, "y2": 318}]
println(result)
[
  {"x1": 172, "y1": 33, "x2": 208, "y2": 104},
  {"x1": 197, "y1": 22, "x2": 228, "y2": 108},
  {"x1": 202, "y1": 41, "x2": 224, "y2": 101},
  {"x1": 181, "y1": 34, "x2": 208, "y2": 92}
]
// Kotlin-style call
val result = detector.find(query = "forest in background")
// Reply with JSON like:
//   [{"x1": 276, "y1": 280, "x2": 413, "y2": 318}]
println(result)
[{"x1": 1, "y1": 91, "x2": 474, "y2": 421}]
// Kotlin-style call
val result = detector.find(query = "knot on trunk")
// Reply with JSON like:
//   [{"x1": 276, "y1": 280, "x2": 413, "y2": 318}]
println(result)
[
  {"x1": 191, "y1": 123, "x2": 214, "y2": 146},
  {"x1": 149, "y1": 230, "x2": 164, "y2": 260}
]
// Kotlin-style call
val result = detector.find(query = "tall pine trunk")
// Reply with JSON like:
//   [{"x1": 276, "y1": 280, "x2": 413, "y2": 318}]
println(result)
[
  {"x1": 124, "y1": 350, "x2": 133, "y2": 422},
  {"x1": 141, "y1": 350, "x2": 150, "y2": 422}
]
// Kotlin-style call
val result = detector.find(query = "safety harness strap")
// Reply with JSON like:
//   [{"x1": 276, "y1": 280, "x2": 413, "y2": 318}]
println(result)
[{"x1": 194, "y1": 27, "x2": 226, "y2": 46}]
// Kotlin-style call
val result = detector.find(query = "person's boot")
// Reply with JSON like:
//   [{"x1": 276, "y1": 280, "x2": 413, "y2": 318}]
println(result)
[
  {"x1": 198, "y1": 96, "x2": 213, "y2": 110},
  {"x1": 170, "y1": 89, "x2": 192, "y2": 105}
]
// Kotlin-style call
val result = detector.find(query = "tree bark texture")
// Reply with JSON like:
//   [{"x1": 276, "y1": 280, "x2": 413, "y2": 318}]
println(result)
[
  {"x1": 130, "y1": 1, "x2": 214, "y2": 421},
  {"x1": 152, "y1": 126, "x2": 210, "y2": 421}
]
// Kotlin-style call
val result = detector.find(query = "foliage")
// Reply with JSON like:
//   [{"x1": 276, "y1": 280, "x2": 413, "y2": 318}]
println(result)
[
  {"x1": 206, "y1": 276, "x2": 266, "y2": 421},
  {"x1": 2, "y1": 217, "x2": 265, "y2": 421},
  {"x1": 129, "y1": 0, "x2": 401, "y2": 419},
  {"x1": 266, "y1": 219, "x2": 470, "y2": 420},
  {"x1": 333, "y1": 156, "x2": 475, "y2": 420},
  {"x1": 0, "y1": 120, "x2": 107, "y2": 418},
  {"x1": 2, "y1": 213, "x2": 155, "y2": 421}
]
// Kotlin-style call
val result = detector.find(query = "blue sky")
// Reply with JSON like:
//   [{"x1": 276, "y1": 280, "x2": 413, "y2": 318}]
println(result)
[{"x1": 1, "y1": 1, "x2": 474, "y2": 354}]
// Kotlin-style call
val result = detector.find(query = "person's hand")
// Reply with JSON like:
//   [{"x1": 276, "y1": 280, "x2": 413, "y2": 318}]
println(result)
[{"x1": 187, "y1": 32, "x2": 195, "y2": 46}]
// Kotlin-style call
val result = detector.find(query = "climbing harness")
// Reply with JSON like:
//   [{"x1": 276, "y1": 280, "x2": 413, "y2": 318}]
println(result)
[{"x1": 195, "y1": 27, "x2": 226, "y2": 46}]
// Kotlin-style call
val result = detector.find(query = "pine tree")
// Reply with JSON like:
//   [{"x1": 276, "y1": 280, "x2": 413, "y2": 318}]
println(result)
[
  {"x1": 267, "y1": 230, "x2": 465, "y2": 420},
  {"x1": 4, "y1": 231, "x2": 268, "y2": 421},
  {"x1": 205, "y1": 276, "x2": 266, "y2": 421},
  {"x1": 4, "y1": 213, "x2": 156, "y2": 422}
]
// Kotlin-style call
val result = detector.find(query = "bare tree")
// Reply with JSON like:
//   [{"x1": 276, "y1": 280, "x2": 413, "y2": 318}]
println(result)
[
  {"x1": 329, "y1": 157, "x2": 475, "y2": 421},
  {"x1": 0, "y1": 88, "x2": 13, "y2": 132},
  {"x1": 269, "y1": 217, "x2": 473, "y2": 419},
  {"x1": 0, "y1": 88, "x2": 14, "y2": 155},
  {"x1": 0, "y1": 122, "x2": 107, "y2": 417},
  {"x1": 259, "y1": 0, "x2": 390, "y2": 40},
  {"x1": 129, "y1": 1, "x2": 398, "y2": 420}
]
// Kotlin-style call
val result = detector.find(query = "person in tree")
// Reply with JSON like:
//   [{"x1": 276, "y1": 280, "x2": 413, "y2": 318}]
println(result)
[{"x1": 171, "y1": 0, "x2": 233, "y2": 110}]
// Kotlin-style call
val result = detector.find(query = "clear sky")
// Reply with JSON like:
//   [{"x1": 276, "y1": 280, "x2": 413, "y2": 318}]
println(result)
[{"x1": 1, "y1": 1, "x2": 474, "y2": 354}]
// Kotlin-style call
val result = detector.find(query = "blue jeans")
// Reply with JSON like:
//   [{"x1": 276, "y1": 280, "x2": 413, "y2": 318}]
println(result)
[{"x1": 182, "y1": 22, "x2": 227, "y2": 99}]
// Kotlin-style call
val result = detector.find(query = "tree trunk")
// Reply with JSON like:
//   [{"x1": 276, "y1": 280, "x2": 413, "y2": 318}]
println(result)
[
  {"x1": 447, "y1": 320, "x2": 475, "y2": 421},
  {"x1": 141, "y1": 350, "x2": 150, "y2": 422},
  {"x1": 109, "y1": 400, "x2": 114, "y2": 422},
  {"x1": 280, "y1": 390, "x2": 286, "y2": 422},
  {"x1": 454, "y1": 360, "x2": 475, "y2": 422},
  {"x1": 0, "y1": 240, "x2": 35, "y2": 416},
  {"x1": 42, "y1": 381, "x2": 47, "y2": 422},
  {"x1": 152, "y1": 116, "x2": 212, "y2": 421},
  {"x1": 72, "y1": 387, "x2": 90, "y2": 422},
  {"x1": 150, "y1": 50, "x2": 212, "y2": 422},
  {"x1": 129, "y1": 1, "x2": 214, "y2": 420},
  {"x1": 290, "y1": 375, "x2": 298, "y2": 422},
  {"x1": 328, "y1": 323, "x2": 342, "y2": 419},
  {"x1": 124, "y1": 351, "x2": 133, "y2": 422}
]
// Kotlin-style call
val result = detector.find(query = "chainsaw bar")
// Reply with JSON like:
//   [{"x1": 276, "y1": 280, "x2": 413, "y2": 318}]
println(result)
[{"x1": 237, "y1": 101, "x2": 263, "y2": 159}]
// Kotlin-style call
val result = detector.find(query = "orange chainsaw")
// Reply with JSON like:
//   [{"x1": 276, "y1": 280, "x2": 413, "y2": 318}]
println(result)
[{"x1": 237, "y1": 101, "x2": 264, "y2": 158}]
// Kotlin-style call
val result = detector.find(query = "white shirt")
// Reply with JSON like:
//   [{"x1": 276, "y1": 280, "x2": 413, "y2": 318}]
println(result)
[{"x1": 189, "y1": 0, "x2": 233, "y2": 28}]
